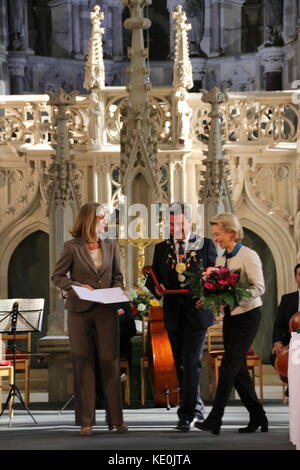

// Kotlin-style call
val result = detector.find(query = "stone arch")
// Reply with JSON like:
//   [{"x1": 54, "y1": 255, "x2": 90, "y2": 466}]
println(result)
[
  {"x1": 243, "y1": 227, "x2": 277, "y2": 361},
  {"x1": 7, "y1": 229, "x2": 50, "y2": 359},
  {"x1": 0, "y1": 219, "x2": 48, "y2": 298},
  {"x1": 236, "y1": 183, "x2": 296, "y2": 301}
]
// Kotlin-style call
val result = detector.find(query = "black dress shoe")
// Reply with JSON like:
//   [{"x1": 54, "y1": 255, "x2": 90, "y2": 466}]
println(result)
[
  {"x1": 194, "y1": 418, "x2": 221, "y2": 436},
  {"x1": 192, "y1": 418, "x2": 204, "y2": 428},
  {"x1": 238, "y1": 415, "x2": 268, "y2": 433},
  {"x1": 175, "y1": 418, "x2": 190, "y2": 432}
]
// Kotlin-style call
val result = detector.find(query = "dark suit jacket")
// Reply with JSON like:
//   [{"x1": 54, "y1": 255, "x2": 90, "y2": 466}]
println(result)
[
  {"x1": 272, "y1": 291, "x2": 299, "y2": 346},
  {"x1": 51, "y1": 237, "x2": 124, "y2": 313},
  {"x1": 146, "y1": 235, "x2": 217, "y2": 331}
]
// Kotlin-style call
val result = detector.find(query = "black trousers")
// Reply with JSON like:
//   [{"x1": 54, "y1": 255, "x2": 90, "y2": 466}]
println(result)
[
  {"x1": 167, "y1": 305, "x2": 207, "y2": 422},
  {"x1": 210, "y1": 307, "x2": 264, "y2": 421}
]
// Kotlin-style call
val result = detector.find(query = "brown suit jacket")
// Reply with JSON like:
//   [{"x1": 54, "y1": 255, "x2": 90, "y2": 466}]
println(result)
[{"x1": 51, "y1": 237, "x2": 124, "y2": 313}]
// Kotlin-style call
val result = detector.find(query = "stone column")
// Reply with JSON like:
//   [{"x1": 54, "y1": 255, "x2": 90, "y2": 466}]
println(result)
[
  {"x1": 259, "y1": 46, "x2": 284, "y2": 91},
  {"x1": 33, "y1": 6, "x2": 51, "y2": 56},
  {"x1": 262, "y1": 0, "x2": 284, "y2": 47},
  {"x1": 71, "y1": 2, "x2": 82, "y2": 58},
  {"x1": 0, "y1": 0, "x2": 9, "y2": 48},
  {"x1": 0, "y1": 0, "x2": 8, "y2": 93},
  {"x1": 282, "y1": 0, "x2": 298, "y2": 44},
  {"x1": 38, "y1": 90, "x2": 81, "y2": 402},
  {"x1": 0, "y1": 46, "x2": 8, "y2": 93},
  {"x1": 46, "y1": 89, "x2": 81, "y2": 336},
  {"x1": 94, "y1": 159, "x2": 112, "y2": 204},
  {"x1": 7, "y1": 52, "x2": 27, "y2": 94},
  {"x1": 112, "y1": 6, "x2": 124, "y2": 61},
  {"x1": 220, "y1": 0, "x2": 244, "y2": 55},
  {"x1": 209, "y1": 0, "x2": 221, "y2": 56},
  {"x1": 48, "y1": 0, "x2": 73, "y2": 58}
]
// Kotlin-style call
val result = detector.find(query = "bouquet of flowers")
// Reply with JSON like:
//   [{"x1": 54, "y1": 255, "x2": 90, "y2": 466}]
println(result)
[
  {"x1": 129, "y1": 276, "x2": 160, "y2": 320},
  {"x1": 184, "y1": 265, "x2": 252, "y2": 315}
]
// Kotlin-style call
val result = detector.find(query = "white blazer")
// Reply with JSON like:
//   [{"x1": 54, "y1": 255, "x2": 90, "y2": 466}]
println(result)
[{"x1": 216, "y1": 245, "x2": 265, "y2": 316}]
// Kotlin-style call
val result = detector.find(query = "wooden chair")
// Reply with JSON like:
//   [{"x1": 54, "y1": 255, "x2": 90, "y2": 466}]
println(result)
[
  {"x1": 207, "y1": 317, "x2": 264, "y2": 403},
  {"x1": 1, "y1": 333, "x2": 31, "y2": 406},
  {"x1": 0, "y1": 360, "x2": 14, "y2": 416}
]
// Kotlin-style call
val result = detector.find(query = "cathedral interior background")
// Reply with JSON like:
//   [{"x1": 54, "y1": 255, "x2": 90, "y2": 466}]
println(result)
[{"x1": 0, "y1": 0, "x2": 300, "y2": 403}]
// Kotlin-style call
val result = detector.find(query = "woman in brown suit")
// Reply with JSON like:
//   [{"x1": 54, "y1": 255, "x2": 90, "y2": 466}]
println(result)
[{"x1": 51, "y1": 202, "x2": 128, "y2": 436}]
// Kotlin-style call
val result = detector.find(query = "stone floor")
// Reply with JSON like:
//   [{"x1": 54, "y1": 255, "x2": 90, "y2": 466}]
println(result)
[
  {"x1": 0, "y1": 403, "x2": 294, "y2": 451},
  {"x1": 0, "y1": 366, "x2": 294, "y2": 452}
]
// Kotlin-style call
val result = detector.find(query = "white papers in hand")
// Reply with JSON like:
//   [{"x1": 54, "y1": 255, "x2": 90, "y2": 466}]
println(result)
[{"x1": 72, "y1": 286, "x2": 129, "y2": 304}]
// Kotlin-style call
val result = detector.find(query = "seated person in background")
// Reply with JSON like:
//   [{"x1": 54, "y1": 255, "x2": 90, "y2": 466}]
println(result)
[
  {"x1": 272, "y1": 263, "x2": 300, "y2": 361},
  {"x1": 117, "y1": 302, "x2": 137, "y2": 370}
]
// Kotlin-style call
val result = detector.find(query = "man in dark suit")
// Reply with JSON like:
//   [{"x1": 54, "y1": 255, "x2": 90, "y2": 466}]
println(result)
[
  {"x1": 146, "y1": 203, "x2": 217, "y2": 431},
  {"x1": 272, "y1": 263, "x2": 300, "y2": 357}
]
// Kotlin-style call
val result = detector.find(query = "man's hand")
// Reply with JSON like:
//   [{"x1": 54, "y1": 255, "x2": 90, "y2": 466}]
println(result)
[
  {"x1": 195, "y1": 299, "x2": 204, "y2": 309},
  {"x1": 155, "y1": 284, "x2": 166, "y2": 298},
  {"x1": 272, "y1": 341, "x2": 284, "y2": 355}
]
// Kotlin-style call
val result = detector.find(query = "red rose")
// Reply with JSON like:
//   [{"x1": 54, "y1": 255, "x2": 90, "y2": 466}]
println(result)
[
  {"x1": 204, "y1": 282, "x2": 215, "y2": 290},
  {"x1": 130, "y1": 306, "x2": 138, "y2": 316},
  {"x1": 218, "y1": 280, "x2": 229, "y2": 285}
]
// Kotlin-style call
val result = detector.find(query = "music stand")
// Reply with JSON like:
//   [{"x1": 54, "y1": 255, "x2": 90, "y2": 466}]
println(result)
[{"x1": 0, "y1": 298, "x2": 44, "y2": 427}]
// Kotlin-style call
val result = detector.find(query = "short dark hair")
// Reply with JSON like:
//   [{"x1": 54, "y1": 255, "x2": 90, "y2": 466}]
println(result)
[
  {"x1": 294, "y1": 263, "x2": 300, "y2": 276},
  {"x1": 169, "y1": 202, "x2": 192, "y2": 221}
]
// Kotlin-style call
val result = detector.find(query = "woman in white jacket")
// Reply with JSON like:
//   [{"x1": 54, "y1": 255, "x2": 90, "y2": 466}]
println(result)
[{"x1": 195, "y1": 213, "x2": 267, "y2": 435}]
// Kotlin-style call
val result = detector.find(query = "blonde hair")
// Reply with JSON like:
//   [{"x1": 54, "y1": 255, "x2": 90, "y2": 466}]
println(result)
[
  {"x1": 70, "y1": 202, "x2": 103, "y2": 242},
  {"x1": 209, "y1": 213, "x2": 244, "y2": 242}
]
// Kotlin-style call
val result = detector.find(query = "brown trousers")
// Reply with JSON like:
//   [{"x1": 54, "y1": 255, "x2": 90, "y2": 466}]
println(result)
[{"x1": 68, "y1": 303, "x2": 123, "y2": 427}]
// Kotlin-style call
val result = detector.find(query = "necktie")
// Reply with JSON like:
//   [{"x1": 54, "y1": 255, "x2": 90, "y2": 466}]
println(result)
[{"x1": 178, "y1": 241, "x2": 185, "y2": 263}]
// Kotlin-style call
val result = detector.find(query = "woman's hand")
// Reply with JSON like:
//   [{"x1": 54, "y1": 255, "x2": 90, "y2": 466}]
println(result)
[{"x1": 80, "y1": 284, "x2": 94, "y2": 291}]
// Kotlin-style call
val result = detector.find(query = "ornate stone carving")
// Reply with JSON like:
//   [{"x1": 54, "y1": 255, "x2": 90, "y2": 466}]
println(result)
[
  {"x1": 120, "y1": 0, "x2": 167, "y2": 203},
  {"x1": 247, "y1": 164, "x2": 293, "y2": 224},
  {"x1": 199, "y1": 87, "x2": 233, "y2": 213},
  {"x1": 172, "y1": 5, "x2": 193, "y2": 90},
  {"x1": 47, "y1": 90, "x2": 81, "y2": 210},
  {"x1": 174, "y1": 90, "x2": 193, "y2": 146},
  {"x1": 84, "y1": 5, "x2": 105, "y2": 91},
  {"x1": 172, "y1": 6, "x2": 193, "y2": 147},
  {"x1": 0, "y1": 167, "x2": 38, "y2": 231},
  {"x1": 8, "y1": 0, "x2": 25, "y2": 51}
]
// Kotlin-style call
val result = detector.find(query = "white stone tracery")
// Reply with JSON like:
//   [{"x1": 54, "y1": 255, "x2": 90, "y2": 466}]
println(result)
[{"x1": 0, "y1": 4, "x2": 298, "y2": 304}]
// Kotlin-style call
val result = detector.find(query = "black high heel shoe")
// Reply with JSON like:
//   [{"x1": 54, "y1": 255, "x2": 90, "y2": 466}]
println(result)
[
  {"x1": 194, "y1": 418, "x2": 222, "y2": 436},
  {"x1": 238, "y1": 415, "x2": 268, "y2": 433}
]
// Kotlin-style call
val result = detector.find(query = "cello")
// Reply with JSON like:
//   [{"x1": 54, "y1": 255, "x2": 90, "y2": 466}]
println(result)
[
  {"x1": 274, "y1": 311, "x2": 300, "y2": 382},
  {"x1": 143, "y1": 266, "x2": 180, "y2": 408}
]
